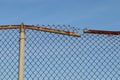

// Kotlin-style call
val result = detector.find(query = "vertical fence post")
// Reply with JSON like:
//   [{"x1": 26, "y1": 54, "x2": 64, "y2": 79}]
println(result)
[{"x1": 18, "y1": 23, "x2": 25, "y2": 80}]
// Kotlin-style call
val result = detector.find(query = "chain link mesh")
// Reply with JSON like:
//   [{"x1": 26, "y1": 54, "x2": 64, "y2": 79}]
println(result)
[
  {"x1": 0, "y1": 29, "x2": 19, "y2": 80},
  {"x1": 0, "y1": 25, "x2": 120, "y2": 80},
  {"x1": 24, "y1": 27, "x2": 120, "y2": 80}
]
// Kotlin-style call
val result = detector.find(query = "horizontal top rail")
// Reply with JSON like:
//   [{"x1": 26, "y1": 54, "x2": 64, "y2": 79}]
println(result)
[
  {"x1": 84, "y1": 29, "x2": 120, "y2": 35},
  {"x1": 0, "y1": 24, "x2": 80, "y2": 37},
  {"x1": 1, "y1": 24, "x2": 120, "y2": 36}
]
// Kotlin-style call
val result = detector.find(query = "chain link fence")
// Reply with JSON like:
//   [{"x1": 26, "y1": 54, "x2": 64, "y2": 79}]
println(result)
[
  {"x1": 0, "y1": 24, "x2": 120, "y2": 80},
  {"x1": 0, "y1": 29, "x2": 19, "y2": 80}
]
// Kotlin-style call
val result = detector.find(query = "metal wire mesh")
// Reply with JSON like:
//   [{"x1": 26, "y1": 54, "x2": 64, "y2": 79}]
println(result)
[
  {"x1": 0, "y1": 25, "x2": 120, "y2": 80},
  {"x1": 24, "y1": 28, "x2": 120, "y2": 80},
  {"x1": 0, "y1": 29, "x2": 19, "y2": 80}
]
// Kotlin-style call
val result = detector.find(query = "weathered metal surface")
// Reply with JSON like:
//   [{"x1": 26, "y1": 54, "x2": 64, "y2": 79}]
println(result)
[
  {"x1": 18, "y1": 23, "x2": 25, "y2": 80},
  {"x1": 1, "y1": 24, "x2": 120, "y2": 36},
  {"x1": 0, "y1": 25, "x2": 20, "y2": 29},
  {"x1": 25, "y1": 25, "x2": 80, "y2": 37},
  {"x1": 84, "y1": 29, "x2": 120, "y2": 35},
  {"x1": 0, "y1": 24, "x2": 80, "y2": 37}
]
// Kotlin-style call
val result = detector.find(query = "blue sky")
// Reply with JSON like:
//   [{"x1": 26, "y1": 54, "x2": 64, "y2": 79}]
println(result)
[{"x1": 0, "y1": 0, "x2": 120, "y2": 30}]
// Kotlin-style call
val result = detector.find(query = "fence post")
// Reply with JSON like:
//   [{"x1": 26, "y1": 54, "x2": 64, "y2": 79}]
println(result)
[{"x1": 18, "y1": 23, "x2": 25, "y2": 80}]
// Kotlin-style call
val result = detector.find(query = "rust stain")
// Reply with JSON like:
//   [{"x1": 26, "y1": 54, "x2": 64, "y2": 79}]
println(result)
[
  {"x1": 0, "y1": 24, "x2": 80, "y2": 37},
  {"x1": 84, "y1": 30, "x2": 120, "y2": 35}
]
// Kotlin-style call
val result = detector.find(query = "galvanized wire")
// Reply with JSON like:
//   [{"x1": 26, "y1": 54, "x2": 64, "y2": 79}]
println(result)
[
  {"x1": 0, "y1": 29, "x2": 19, "y2": 80},
  {"x1": 0, "y1": 25, "x2": 120, "y2": 80},
  {"x1": 24, "y1": 27, "x2": 120, "y2": 80}
]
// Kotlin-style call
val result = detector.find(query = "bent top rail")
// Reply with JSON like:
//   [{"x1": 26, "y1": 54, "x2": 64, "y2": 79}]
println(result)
[
  {"x1": 0, "y1": 24, "x2": 120, "y2": 36},
  {"x1": 0, "y1": 24, "x2": 80, "y2": 37},
  {"x1": 84, "y1": 29, "x2": 120, "y2": 35}
]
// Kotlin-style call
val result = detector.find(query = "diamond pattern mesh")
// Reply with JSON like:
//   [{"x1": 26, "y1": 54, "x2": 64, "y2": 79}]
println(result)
[
  {"x1": 0, "y1": 26, "x2": 120, "y2": 80},
  {"x1": 24, "y1": 29, "x2": 120, "y2": 80},
  {"x1": 0, "y1": 29, "x2": 19, "y2": 80}
]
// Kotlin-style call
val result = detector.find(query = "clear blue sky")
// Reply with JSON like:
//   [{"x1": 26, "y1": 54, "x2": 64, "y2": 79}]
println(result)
[{"x1": 0, "y1": 0, "x2": 120, "y2": 30}]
